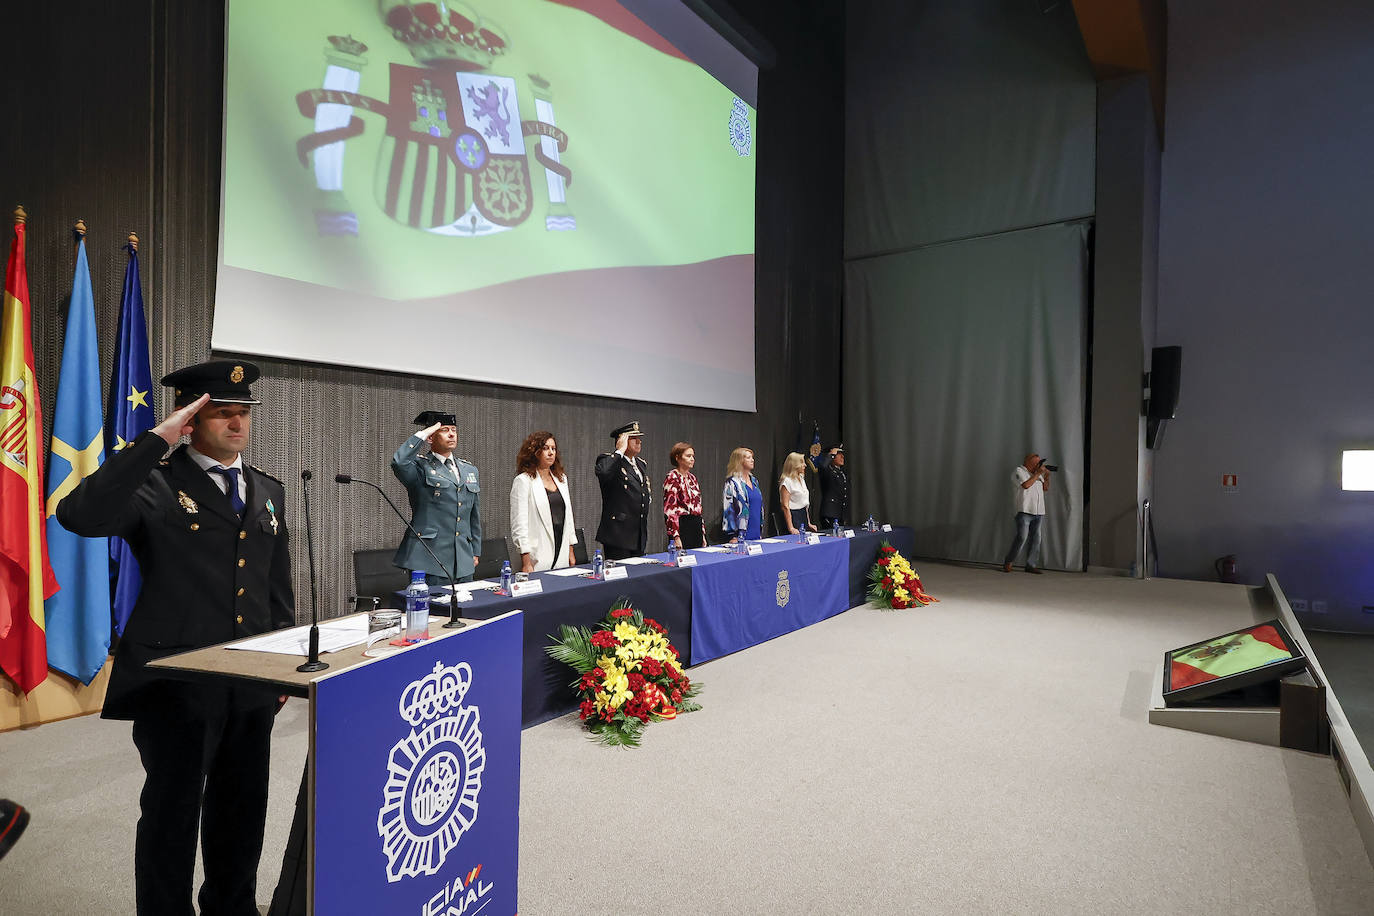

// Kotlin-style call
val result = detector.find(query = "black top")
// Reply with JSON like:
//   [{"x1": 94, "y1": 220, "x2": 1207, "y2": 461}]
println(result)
[{"x1": 547, "y1": 485, "x2": 566, "y2": 557}]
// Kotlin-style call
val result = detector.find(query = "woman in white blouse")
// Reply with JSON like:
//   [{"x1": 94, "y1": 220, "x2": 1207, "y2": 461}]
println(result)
[
  {"x1": 509, "y1": 431, "x2": 577, "y2": 571},
  {"x1": 779, "y1": 452, "x2": 817, "y2": 535}
]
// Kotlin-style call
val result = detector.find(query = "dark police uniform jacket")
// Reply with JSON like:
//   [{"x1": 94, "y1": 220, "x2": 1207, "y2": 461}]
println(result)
[
  {"x1": 594, "y1": 451, "x2": 652, "y2": 554},
  {"x1": 55, "y1": 431, "x2": 294, "y2": 720},
  {"x1": 391, "y1": 436, "x2": 482, "y2": 581},
  {"x1": 818, "y1": 462, "x2": 850, "y2": 524}
]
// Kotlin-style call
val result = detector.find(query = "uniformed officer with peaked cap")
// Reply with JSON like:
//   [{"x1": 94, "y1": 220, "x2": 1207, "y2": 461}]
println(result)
[
  {"x1": 818, "y1": 443, "x2": 850, "y2": 528},
  {"x1": 392, "y1": 410, "x2": 482, "y2": 584},
  {"x1": 595, "y1": 420, "x2": 652, "y2": 559},
  {"x1": 57, "y1": 358, "x2": 294, "y2": 916}
]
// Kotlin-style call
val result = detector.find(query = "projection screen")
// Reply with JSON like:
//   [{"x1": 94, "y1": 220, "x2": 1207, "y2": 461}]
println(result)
[{"x1": 213, "y1": 0, "x2": 758, "y2": 411}]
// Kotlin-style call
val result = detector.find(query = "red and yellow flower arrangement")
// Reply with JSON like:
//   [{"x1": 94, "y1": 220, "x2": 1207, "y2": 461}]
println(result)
[
  {"x1": 867, "y1": 542, "x2": 937, "y2": 609},
  {"x1": 546, "y1": 598, "x2": 702, "y2": 747}
]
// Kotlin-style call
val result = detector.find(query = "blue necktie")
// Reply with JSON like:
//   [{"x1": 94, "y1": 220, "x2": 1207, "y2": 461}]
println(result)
[{"x1": 211, "y1": 466, "x2": 245, "y2": 517}]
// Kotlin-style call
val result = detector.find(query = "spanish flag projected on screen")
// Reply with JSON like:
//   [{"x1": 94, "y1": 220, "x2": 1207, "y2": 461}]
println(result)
[{"x1": 221, "y1": 0, "x2": 754, "y2": 298}]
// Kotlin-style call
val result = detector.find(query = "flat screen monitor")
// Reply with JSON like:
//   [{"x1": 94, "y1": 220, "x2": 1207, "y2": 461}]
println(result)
[{"x1": 1162, "y1": 619, "x2": 1308, "y2": 707}]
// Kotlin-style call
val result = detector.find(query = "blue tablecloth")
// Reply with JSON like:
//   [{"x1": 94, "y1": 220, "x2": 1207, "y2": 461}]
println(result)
[
  {"x1": 688, "y1": 538, "x2": 850, "y2": 664},
  {"x1": 419, "y1": 527, "x2": 915, "y2": 727}
]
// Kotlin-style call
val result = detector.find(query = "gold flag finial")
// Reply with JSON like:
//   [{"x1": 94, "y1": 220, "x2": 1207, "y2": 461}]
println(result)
[
  {"x1": 14, "y1": 205, "x2": 27, "y2": 225},
  {"x1": 128, "y1": 232, "x2": 139, "y2": 252},
  {"x1": 74, "y1": 219, "x2": 87, "y2": 238}
]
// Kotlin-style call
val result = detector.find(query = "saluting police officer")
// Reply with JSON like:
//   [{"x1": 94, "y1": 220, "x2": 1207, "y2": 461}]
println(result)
[
  {"x1": 595, "y1": 420, "x2": 652, "y2": 560},
  {"x1": 56, "y1": 360, "x2": 293, "y2": 916},
  {"x1": 392, "y1": 410, "x2": 481, "y2": 584},
  {"x1": 818, "y1": 443, "x2": 850, "y2": 529}
]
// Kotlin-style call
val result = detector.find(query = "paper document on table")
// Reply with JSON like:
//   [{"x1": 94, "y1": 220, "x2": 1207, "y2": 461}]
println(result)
[
  {"x1": 615, "y1": 556, "x2": 662, "y2": 565},
  {"x1": 227, "y1": 616, "x2": 369, "y2": 656},
  {"x1": 760, "y1": 537, "x2": 788, "y2": 543},
  {"x1": 546, "y1": 566, "x2": 591, "y2": 577},
  {"x1": 694, "y1": 546, "x2": 732, "y2": 553},
  {"x1": 439, "y1": 580, "x2": 500, "y2": 595}
]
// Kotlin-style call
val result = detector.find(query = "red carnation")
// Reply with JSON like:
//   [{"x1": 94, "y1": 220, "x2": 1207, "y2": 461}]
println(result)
[
  {"x1": 671, "y1": 689, "x2": 682, "y2": 702},
  {"x1": 611, "y1": 608, "x2": 634, "y2": 619},
  {"x1": 579, "y1": 700, "x2": 595, "y2": 719},
  {"x1": 645, "y1": 618, "x2": 665, "y2": 633},
  {"x1": 882, "y1": 545, "x2": 895, "y2": 554},
  {"x1": 628, "y1": 672, "x2": 646, "y2": 690},
  {"x1": 590, "y1": 630, "x2": 617, "y2": 648},
  {"x1": 881, "y1": 576, "x2": 893, "y2": 589},
  {"x1": 642, "y1": 658, "x2": 663, "y2": 676},
  {"x1": 877, "y1": 557, "x2": 889, "y2": 566}
]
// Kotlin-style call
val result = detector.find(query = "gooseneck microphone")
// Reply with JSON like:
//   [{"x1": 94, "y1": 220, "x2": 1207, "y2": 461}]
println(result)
[
  {"x1": 335, "y1": 474, "x2": 466, "y2": 629},
  {"x1": 296, "y1": 469, "x2": 328, "y2": 673}
]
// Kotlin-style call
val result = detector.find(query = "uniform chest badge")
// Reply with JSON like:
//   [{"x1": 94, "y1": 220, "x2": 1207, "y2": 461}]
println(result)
[
  {"x1": 465, "y1": 471, "x2": 477, "y2": 484},
  {"x1": 265, "y1": 498, "x2": 279, "y2": 535},
  {"x1": 178, "y1": 491, "x2": 199, "y2": 514}
]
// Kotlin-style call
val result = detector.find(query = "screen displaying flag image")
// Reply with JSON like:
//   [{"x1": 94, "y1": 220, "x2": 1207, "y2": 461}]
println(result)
[
  {"x1": 214, "y1": 0, "x2": 758, "y2": 410},
  {"x1": 1162, "y1": 620, "x2": 1308, "y2": 707}
]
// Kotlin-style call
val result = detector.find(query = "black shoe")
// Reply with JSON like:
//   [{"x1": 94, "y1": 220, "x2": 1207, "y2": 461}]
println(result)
[
  {"x1": 1025, "y1": 567, "x2": 1043, "y2": 575},
  {"x1": 0, "y1": 799, "x2": 28, "y2": 860}
]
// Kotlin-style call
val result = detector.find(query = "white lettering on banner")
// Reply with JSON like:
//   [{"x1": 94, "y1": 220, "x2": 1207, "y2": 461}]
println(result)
[
  {"x1": 378, "y1": 662, "x2": 486, "y2": 882},
  {"x1": 746, "y1": 543, "x2": 763, "y2": 556},
  {"x1": 421, "y1": 868, "x2": 494, "y2": 916},
  {"x1": 805, "y1": 533, "x2": 820, "y2": 545},
  {"x1": 603, "y1": 565, "x2": 628, "y2": 580},
  {"x1": 510, "y1": 579, "x2": 543, "y2": 597},
  {"x1": 881, "y1": 524, "x2": 892, "y2": 532},
  {"x1": 675, "y1": 554, "x2": 697, "y2": 567}
]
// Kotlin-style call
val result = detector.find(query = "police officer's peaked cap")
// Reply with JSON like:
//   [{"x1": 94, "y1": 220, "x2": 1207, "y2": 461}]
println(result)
[
  {"x1": 414, "y1": 410, "x2": 457, "y2": 427},
  {"x1": 828, "y1": 443, "x2": 846, "y2": 453},
  {"x1": 162, "y1": 360, "x2": 261, "y2": 405},
  {"x1": 611, "y1": 420, "x2": 644, "y2": 439}
]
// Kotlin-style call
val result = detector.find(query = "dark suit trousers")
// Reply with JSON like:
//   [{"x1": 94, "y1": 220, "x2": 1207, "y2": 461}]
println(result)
[{"x1": 131, "y1": 685, "x2": 274, "y2": 916}]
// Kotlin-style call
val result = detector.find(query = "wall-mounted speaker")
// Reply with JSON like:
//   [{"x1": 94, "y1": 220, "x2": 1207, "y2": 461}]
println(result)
[{"x1": 1147, "y1": 346, "x2": 1182, "y2": 420}]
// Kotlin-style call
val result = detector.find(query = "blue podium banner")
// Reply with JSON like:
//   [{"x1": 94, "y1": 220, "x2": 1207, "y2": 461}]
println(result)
[
  {"x1": 313, "y1": 612, "x2": 522, "y2": 915},
  {"x1": 689, "y1": 538, "x2": 850, "y2": 664}
]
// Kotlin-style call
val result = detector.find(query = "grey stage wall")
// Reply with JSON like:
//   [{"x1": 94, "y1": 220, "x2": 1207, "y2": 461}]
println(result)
[
  {"x1": 843, "y1": 0, "x2": 1095, "y2": 569},
  {"x1": 844, "y1": 223, "x2": 1089, "y2": 569},
  {"x1": 1154, "y1": 0, "x2": 1374, "y2": 630},
  {"x1": 1, "y1": 0, "x2": 845, "y2": 622}
]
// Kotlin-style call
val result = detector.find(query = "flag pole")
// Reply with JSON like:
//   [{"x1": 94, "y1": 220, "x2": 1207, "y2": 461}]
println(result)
[
  {"x1": 13, "y1": 205, "x2": 25, "y2": 226},
  {"x1": 74, "y1": 219, "x2": 86, "y2": 241},
  {"x1": 127, "y1": 232, "x2": 138, "y2": 252}
]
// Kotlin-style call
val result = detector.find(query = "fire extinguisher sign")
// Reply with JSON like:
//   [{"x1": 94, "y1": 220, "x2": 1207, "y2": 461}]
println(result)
[{"x1": 1222, "y1": 474, "x2": 1239, "y2": 492}]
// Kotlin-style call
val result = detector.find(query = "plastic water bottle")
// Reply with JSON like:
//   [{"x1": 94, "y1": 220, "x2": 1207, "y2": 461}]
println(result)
[
  {"x1": 668, "y1": 538, "x2": 679, "y2": 567},
  {"x1": 404, "y1": 570, "x2": 429, "y2": 642},
  {"x1": 866, "y1": 514, "x2": 877, "y2": 532},
  {"x1": 832, "y1": 518, "x2": 842, "y2": 539},
  {"x1": 593, "y1": 548, "x2": 604, "y2": 580},
  {"x1": 500, "y1": 560, "x2": 513, "y2": 596}
]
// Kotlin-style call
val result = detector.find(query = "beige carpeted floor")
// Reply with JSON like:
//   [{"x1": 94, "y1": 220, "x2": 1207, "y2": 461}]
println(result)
[{"x1": 3, "y1": 563, "x2": 1372, "y2": 914}]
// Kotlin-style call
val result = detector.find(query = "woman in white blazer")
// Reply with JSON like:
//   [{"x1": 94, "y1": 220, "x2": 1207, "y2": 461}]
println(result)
[{"x1": 509, "y1": 431, "x2": 578, "y2": 572}]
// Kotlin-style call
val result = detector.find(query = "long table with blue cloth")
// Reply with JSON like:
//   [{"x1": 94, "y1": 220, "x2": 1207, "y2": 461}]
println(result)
[{"x1": 433, "y1": 526, "x2": 915, "y2": 727}]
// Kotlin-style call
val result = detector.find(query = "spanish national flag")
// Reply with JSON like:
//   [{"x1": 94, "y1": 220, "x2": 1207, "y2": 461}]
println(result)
[{"x1": 0, "y1": 207, "x2": 58, "y2": 694}]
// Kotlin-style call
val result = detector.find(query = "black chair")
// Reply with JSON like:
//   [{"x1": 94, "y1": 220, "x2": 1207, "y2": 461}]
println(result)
[
  {"x1": 572, "y1": 528, "x2": 589, "y2": 565},
  {"x1": 475, "y1": 536, "x2": 512, "y2": 580},
  {"x1": 353, "y1": 548, "x2": 409, "y2": 606}
]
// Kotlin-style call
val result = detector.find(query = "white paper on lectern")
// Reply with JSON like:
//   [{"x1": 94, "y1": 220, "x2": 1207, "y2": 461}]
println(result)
[{"x1": 227, "y1": 616, "x2": 369, "y2": 656}]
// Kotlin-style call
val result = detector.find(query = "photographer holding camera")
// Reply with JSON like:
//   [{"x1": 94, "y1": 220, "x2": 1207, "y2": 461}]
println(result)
[{"x1": 1003, "y1": 452, "x2": 1054, "y2": 574}]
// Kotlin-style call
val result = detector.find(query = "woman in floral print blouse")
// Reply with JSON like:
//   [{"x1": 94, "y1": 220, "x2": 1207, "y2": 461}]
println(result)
[{"x1": 662, "y1": 441, "x2": 705, "y2": 549}]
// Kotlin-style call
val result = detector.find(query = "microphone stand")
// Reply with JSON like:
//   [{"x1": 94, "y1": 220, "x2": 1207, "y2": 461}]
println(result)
[
  {"x1": 296, "y1": 470, "x2": 328, "y2": 672},
  {"x1": 336, "y1": 474, "x2": 466, "y2": 629}
]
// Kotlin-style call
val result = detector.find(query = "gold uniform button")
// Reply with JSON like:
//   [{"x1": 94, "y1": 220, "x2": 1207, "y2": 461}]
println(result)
[
  {"x1": 239, "y1": 531, "x2": 247, "y2": 540},
  {"x1": 190, "y1": 523, "x2": 199, "y2": 531},
  {"x1": 235, "y1": 615, "x2": 244, "y2": 624},
  {"x1": 237, "y1": 558, "x2": 246, "y2": 568},
  {"x1": 237, "y1": 587, "x2": 245, "y2": 596}
]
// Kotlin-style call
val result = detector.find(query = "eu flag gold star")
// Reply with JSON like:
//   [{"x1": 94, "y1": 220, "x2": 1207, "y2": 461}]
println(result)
[
  {"x1": 114, "y1": 435, "x2": 128, "y2": 451},
  {"x1": 127, "y1": 386, "x2": 149, "y2": 409}
]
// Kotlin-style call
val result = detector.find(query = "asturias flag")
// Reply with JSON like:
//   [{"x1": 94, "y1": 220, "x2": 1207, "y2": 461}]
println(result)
[
  {"x1": 44, "y1": 234, "x2": 111, "y2": 684},
  {"x1": 0, "y1": 209, "x2": 58, "y2": 694},
  {"x1": 106, "y1": 240, "x2": 153, "y2": 635}
]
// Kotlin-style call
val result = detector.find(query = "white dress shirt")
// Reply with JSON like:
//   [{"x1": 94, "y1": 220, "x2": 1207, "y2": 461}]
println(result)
[{"x1": 187, "y1": 445, "x2": 248, "y2": 503}]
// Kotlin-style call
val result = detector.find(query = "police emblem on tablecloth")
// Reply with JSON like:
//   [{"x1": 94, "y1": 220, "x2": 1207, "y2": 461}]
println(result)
[
  {"x1": 293, "y1": 6, "x2": 574, "y2": 238},
  {"x1": 775, "y1": 569, "x2": 790, "y2": 608},
  {"x1": 377, "y1": 661, "x2": 486, "y2": 882},
  {"x1": 728, "y1": 97, "x2": 752, "y2": 157}
]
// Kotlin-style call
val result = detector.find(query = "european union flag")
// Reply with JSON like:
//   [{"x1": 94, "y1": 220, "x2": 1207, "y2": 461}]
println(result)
[
  {"x1": 106, "y1": 241, "x2": 153, "y2": 635},
  {"x1": 44, "y1": 236, "x2": 111, "y2": 684}
]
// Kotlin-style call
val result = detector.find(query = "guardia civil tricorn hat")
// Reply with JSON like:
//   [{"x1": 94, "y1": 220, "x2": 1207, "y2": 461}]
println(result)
[{"x1": 161, "y1": 360, "x2": 261, "y2": 405}]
